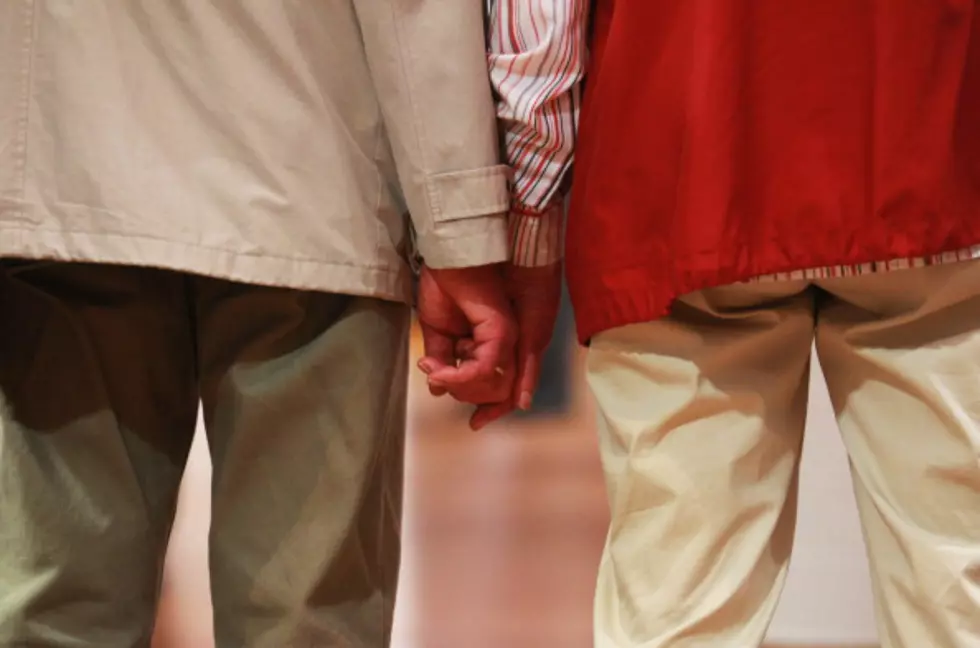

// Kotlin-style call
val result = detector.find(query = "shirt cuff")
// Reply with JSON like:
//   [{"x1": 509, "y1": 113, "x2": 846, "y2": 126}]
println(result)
[{"x1": 508, "y1": 201, "x2": 564, "y2": 267}]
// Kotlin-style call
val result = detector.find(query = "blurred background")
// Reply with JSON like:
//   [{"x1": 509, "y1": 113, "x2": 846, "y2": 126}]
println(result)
[{"x1": 151, "y1": 287, "x2": 879, "y2": 648}]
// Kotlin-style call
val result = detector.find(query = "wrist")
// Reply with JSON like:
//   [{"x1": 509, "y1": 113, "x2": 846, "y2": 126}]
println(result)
[{"x1": 508, "y1": 201, "x2": 564, "y2": 267}]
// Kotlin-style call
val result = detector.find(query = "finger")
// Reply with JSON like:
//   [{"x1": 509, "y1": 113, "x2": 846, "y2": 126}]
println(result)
[
  {"x1": 428, "y1": 338, "x2": 508, "y2": 386},
  {"x1": 429, "y1": 385, "x2": 449, "y2": 397},
  {"x1": 419, "y1": 323, "x2": 459, "y2": 399},
  {"x1": 428, "y1": 333, "x2": 515, "y2": 405},
  {"x1": 430, "y1": 376, "x2": 510, "y2": 406},
  {"x1": 513, "y1": 347, "x2": 542, "y2": 411},
  {"x1": 422, "y1": 356, "x2": 453, "y2": 397},
  {"x1": 429, "y1": 371, "x2": 511, "y2": 406},
  {"x1": 418, "y1": 323, "x2": 457, "y2": 376},
  {"x1": 470, "y1": 400, "x2": 514, "y2": 431},
  {"x1": 429, "y1": 360, "x2": 513, "y2": 404}
]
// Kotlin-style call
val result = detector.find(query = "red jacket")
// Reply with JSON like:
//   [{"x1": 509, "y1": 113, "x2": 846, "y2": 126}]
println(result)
[{"x1": 566, "y1": 0, "x2": 980, "y2": 343}]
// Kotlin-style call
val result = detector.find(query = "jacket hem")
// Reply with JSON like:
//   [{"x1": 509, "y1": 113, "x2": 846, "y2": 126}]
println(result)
[
  {"x1": 568, "y1": 237, "x2": 980, "y2": 346},
  {"x1": 0, "y1": 224, "x2": 413, "y2": 304}
]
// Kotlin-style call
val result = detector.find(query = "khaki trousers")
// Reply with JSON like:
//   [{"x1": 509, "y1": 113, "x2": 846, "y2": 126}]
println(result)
[
  {"x1": 0, "y1": 262, "x2": 409, "y2": 647},
  {"x1": 587, "y1": 260, "x2": 980, "y2": 648}
]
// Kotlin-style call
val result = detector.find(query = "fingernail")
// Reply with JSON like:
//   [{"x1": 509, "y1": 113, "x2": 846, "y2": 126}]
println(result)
[
  {"x1": 417, "y1": 360, "x2": 432, "y2": 375},
  {"x1": 519, "y1": 391, "x2": 532, "y2": 410}
]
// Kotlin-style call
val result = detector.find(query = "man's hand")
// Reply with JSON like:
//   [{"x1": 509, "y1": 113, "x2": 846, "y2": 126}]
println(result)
[{"x1": 416, "y1": 264, "x2": 518, "y2": 428}]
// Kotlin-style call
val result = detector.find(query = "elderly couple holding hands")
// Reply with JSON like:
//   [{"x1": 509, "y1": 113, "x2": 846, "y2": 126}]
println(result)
[{"x1": 2, "y1": 1, "x2": 980, "y2": 647}]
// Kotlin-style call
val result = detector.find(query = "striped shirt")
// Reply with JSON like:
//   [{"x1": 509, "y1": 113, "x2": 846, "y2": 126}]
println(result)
[
  {"x1": 486, "y1": 0, "x2": 586, "y2": 267},
  {"x1": 485, "y1": 1, "x2": 980, "y2": 276}
]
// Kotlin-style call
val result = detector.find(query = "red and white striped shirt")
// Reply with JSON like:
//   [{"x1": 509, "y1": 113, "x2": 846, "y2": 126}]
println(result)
[
  {"x1": 486, "y1": 0, "x2": 588, "y2": 267},
  {"x1": 486, "y1": 1, "x2": 980, "y2": 275}
]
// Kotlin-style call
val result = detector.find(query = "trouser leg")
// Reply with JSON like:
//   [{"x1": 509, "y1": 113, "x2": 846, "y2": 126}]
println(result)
[
  {"x1": 0, "y1": 262, "x2": 198, "y2": 647},
  {"x1": 816, "y1": 260, "x2": 980, "y2": 647},
  {"x1": 193, "y1": 279, "x2": 410, "y2": 648},
  {"x1": 586, "y1": 281, "x2": 814, "y2": 647}
]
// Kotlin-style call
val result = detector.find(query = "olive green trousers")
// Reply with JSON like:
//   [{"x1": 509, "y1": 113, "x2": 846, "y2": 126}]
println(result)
[{"x1": 0, "y1": 262, "x2": 409, "y2": 647}]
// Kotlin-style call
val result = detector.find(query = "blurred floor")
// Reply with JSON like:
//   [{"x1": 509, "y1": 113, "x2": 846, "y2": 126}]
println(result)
[{"x1": 395, "y1": 354, "x2": 606, "y2": 647}]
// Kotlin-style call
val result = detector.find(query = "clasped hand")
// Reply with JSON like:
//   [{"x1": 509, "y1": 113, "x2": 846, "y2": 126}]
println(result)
[{"x1": 416, "y1": 262, "x2": 562, "y2": 430}]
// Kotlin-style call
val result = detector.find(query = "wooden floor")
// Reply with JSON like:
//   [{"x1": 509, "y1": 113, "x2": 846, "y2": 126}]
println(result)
[
  {"x1": 395, "y1": 393, "x2": 607, "y2": 647},
  {"x1": 151, "y1": 335, "x2": 876, "y2": 647}
]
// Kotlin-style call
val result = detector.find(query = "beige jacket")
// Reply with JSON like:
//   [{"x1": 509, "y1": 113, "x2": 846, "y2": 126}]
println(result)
[{"x1": 0, "y1": 1, "x2": 510, "y2": 303}]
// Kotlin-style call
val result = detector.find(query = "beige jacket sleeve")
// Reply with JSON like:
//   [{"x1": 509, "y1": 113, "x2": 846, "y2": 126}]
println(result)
[{"x1": 353, "y1": 0, "x2": 511, "y2": 270}]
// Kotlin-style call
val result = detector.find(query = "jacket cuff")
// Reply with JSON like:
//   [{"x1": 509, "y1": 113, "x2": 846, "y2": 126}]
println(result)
[
  {"x1": 414, "y1": 215, "x2": 510, "y2": 269},
  {"x1": 410, "y1": 165, "x2": 512, "y2": 269},
  {"x1": 423, "y1": 165, "x2": 511, "y2": 222},
  {"x1": 508, "y1": 201, "x2": 564, "y2": 267}
]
